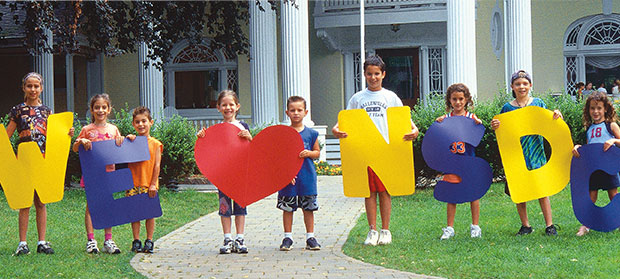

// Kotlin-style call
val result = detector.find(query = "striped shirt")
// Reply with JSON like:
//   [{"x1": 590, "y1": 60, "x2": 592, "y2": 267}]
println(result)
[{"x1": 500, "y1": 98, "x2": 547, "y2": 170}]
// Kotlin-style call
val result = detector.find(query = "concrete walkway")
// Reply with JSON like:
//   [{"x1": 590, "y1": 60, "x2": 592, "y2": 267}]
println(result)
[{"x1": 131, "y1": 176, "x2": 437, "y2": 278}]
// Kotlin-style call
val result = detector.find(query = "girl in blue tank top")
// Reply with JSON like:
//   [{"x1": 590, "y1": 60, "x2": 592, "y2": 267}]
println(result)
[{"x1": 572, "y1": 92, "x2": 620, "y2": 236}]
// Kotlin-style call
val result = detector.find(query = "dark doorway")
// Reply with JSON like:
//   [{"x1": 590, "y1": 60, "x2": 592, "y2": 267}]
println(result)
[
  {"x1": 376, "y1": 48, "x2": 420, "y2": 108},
  {"x1": 585, "y1": 64, "x2": 620, "y2": 93}
]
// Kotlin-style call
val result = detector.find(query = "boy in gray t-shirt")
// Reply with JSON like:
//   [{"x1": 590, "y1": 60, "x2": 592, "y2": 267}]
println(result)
[{"x1": 332, "y1": 55, "x2": 418, "y2": 246}]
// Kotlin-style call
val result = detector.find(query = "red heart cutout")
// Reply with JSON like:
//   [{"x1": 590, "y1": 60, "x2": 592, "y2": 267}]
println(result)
[{"x1": 194, "y1": 123, "x2": 304, "y2": 207}]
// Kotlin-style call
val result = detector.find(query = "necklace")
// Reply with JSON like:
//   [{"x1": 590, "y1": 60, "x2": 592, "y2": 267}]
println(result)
[{"x1": 516, "y1": 97, "x2": 530, "y2": 108}]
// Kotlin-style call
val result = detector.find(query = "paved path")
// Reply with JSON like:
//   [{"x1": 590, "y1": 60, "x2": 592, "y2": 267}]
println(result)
[{"x1": 131, "y1": 176, "x2": 437, "y2": 278}]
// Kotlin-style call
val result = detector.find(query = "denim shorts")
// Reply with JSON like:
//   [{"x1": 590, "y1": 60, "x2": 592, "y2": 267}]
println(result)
[{"x1": 218, "y1": 191, "x2": 247, "y2": 217}]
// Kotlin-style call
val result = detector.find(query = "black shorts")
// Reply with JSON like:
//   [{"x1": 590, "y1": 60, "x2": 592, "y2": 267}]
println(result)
[
  {"x1": 589, "y1": 170, "x2": 620, "y2": 191},
  {"x1": 276, "y1": 195, "x2": 319, "y2": 212}
]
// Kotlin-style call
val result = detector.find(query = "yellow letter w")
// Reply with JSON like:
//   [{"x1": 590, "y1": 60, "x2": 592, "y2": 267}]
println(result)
[{"x1": 0, "y1": 112, "x2": 73, "y2": 209}]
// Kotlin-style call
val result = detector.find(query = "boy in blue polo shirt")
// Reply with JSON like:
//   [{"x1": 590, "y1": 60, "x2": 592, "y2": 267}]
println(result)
[{"x1": 277, "y1": 96, "x2": 321, "y2": 251}]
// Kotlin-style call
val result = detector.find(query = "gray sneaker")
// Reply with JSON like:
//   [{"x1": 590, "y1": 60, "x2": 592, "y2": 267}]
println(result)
[
  {"x1": 364, "y1": 230, "x2": 379, "y2": 246},
  {"x1": 234, "y1": 238, "x2": 248, "y2": 254},
  {"x1": 14, "y1": 243, "x2": 30, "y2": 256},
  {"x1": 470, "y1": 224, "x2": 482, "y2": 238},
  {"x1": 440, "y1": 226, "x2": 455, "y2": 240},
  {"x1": 103, "y1": 239, "x2": 121, "y2": 254},
  {"x1": 219, "y1": 238, "x2": 233, "y2": 254},
  {"x1": 86, "y1": 239, "x2": 99, "y2": 254}
]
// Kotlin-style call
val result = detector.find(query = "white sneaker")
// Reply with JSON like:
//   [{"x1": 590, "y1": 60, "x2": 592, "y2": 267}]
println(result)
[
  {"x1": 377, "y1": 229, "x2": 392, "y2": 245},
  {"x1": 364, "y1": 230, "x2": 379, "y2": 246},
  {"x1": 86, "y1": 239, "x2": 99, "y2": 254},
  {"x1": 470, "y1": 224, "x2": 482, "y2": 238},
  {"x1": 103, "y1": 239, "x2": 121, "y2": 254},
  {"x1": 440, "y1": 226, "x2": 455, "y2": 240}
]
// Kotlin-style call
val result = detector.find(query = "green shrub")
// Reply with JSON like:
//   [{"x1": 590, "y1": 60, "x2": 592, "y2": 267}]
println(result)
[
  {"x1": 66, "y1": 113, "x2": 83, "y2": 184},
  {"x1": 111, "y1": 104, "x2": 135, "y2": 136},
  {"x1": 65, "y1": 108, "x2": 198, "y2": 186},
  {"x1": 0, "y1": 114, "x2": 19, "y2": 151},
  {"x1": 540, "y1": 93, "x2": 586, "y2": 145},
  {"x1": 411, "y1": 91, "x2": 586, "y2": 183},
  {"x1": 152, "y1": 114, "x2": 198, "y2": 184}
]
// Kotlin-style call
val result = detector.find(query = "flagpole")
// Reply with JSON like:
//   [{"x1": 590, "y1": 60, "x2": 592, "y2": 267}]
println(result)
[{"x1": 360, "y1": 0, "x2": 365, "y2": 89}]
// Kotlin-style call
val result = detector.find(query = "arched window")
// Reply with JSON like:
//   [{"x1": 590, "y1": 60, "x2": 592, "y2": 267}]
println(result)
[
  {"x1": 165, "y1": 41, "x2": 238, "y2": 112},
  {"x1": 564, "y1": 14, "x2": 620, "y2": 95}
]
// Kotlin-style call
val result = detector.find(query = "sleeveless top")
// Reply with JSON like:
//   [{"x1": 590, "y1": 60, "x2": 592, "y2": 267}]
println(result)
[
  {"x1": 586, "y1": 122, "x2": 614, "y2": 144},
  {"x1": 445, "y1": 112, "x2": 476, "y2": 156}
]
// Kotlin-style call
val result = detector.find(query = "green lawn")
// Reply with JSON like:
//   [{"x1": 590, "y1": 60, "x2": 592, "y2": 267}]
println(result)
[
  {"x1": 343, "y1": 183, "x2": 620, "y2": 278},
  {"x1": 0, "y1": 188, "x2": 218, "y2": 278}
]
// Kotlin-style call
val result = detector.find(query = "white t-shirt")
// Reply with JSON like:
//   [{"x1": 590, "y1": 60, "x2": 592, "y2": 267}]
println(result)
[{"x1": 346, "y1": 88, "x2": 403, "y2": 143}]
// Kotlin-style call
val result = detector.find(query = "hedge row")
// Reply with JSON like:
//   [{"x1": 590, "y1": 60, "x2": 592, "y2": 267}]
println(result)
[
  {"x1": 2, "y1": 106, "x2": 198, "y2": 186},
  {"x1": 0, "y1": 92, "x2": 592, "y2": 187},
  {"x1": 411, "y1": 92, "x2": 587, "y2": 181}
]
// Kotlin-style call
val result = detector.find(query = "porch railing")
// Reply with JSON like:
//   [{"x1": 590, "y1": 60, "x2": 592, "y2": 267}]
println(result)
[
  {"x1": 184, "y1": 114, "x2": 252, "y2": 130},
  {"x1": 316, "y1": 0, "x2": 446, "y2": 14}
]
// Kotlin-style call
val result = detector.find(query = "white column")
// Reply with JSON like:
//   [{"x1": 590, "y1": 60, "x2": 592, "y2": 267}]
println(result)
[
  {"x1": 138, "y1": 42, "x2": 164, "y2": 120},
  {"x1": 281, "y1": 0, "x2": 313, "y2": 125},
  {"x1": 577, "y1": 54, "x2": 586, "y2": 84},
  {"x1": 447, "y1": 0, "x2": 477, "y2": 97},
  {"x1": 249, "y1": 0, "x2": 279, "y2": 125},
  {"x1": 86, "y1": 53, "x2": 103, "y2": 99},
  {"x1": 505, "y1": 0, "x2": 533, "y2": 87},
  {"x1": 66, "y1": 54, "x2": 74, "y2": 112},
  {"x1": 33, "y1": 28, "x2": 54, "y2": 109},
  {"x1": 420, "y1": 46, "x2": 430, "y2": 104},
  {"x1": 343, "y1": 52, "x2": 355, "y2": 105},
  {"x1": 603, "y1": 0, "x2": 612, "y2": 15}
]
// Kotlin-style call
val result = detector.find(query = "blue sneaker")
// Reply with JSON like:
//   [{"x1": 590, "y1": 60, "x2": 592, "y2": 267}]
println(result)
[
  {"x1": 37, "y1": 242, "x2": 54, "y2": 254},
  {"x1": 305, "y1": 237, "x2": 321, "y2": 250},
  {"x1": 131, "y1": 239, "x2": 142, "y2": 253},
  {"x1": 142, "y1": 239, "x2": 154, "y2": 253},
  {"x1": 279, "y1": 237, "x2": 293, "y2": 251}
]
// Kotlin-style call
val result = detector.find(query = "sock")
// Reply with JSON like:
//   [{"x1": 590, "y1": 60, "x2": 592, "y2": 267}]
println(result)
[
  {"x1": 87, "y1": 233, "x2": 95, "y2": 240},
  {"x1": 235, "y1": 234, "x2": 244, "y2": 240},
  {"x1": 224, "y1": 233, "x2": 232, "y2": 240},
  {"x1": 37, "y1": 240, "x2": 46, "y2": 245},
  {"x1": 105, "y1": 233, "x2": 112, "y2": 241},
  {"x1": 19, "y1": 241, "x2": 27, "y2": 246},
  {"x1": 284, "y1": 232, "x2": 293, "y2": 239},
  {"x1": 306, "y1": 232, "x2": 315, "y2": 240}
]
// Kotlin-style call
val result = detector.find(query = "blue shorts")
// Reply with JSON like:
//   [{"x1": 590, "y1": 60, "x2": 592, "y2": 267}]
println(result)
[{"x1": 218, "y1": 191, "x2": 247, "y2": 217}]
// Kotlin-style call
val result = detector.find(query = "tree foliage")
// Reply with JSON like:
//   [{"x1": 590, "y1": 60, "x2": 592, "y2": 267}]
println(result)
[{"x1": 0, "y1": 1, "x2": 285, "y2": 68}]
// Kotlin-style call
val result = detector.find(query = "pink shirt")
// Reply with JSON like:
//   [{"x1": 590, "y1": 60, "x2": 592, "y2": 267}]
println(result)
[{"x1": 77, "y1": 123, "x2": 121, "y2": 187}]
